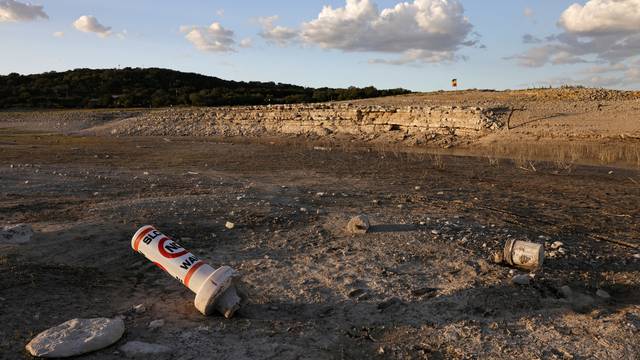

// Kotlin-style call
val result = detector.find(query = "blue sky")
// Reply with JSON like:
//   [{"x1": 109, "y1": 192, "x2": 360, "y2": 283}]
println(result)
[{"x1": 1, "y1": 0, "x2": 639, "y2": 91}]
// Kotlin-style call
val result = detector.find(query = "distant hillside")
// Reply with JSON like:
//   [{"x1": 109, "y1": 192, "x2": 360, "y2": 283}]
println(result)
[{"x1": 0, "y1": 68, "x2": 410, "y2": 109}]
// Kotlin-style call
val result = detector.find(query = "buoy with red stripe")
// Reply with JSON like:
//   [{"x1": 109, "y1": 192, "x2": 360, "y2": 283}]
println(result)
[{"x1": 131, "y1": 225, "x2": 246, "y2": 318}]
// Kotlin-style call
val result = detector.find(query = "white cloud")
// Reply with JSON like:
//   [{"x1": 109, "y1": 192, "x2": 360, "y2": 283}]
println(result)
[
  {"x1": 258, "y1": 15, "x2": 298, "y2": 46},
  {"x1": 52, "y1": 31, "x2": 64, "y2": 38},
  {"x1": 370, "y1": 49, "x2": 459, "y2": 65},
  {"x1": 510, "y1": 0, "x2": 640, "y2": 86},
  {"x1": 559, "y1": 0, "x2": 640, "y2": 35},
  {"x1": 73, "y1": 15, "x2": 112, "y2": 37},
  {"x1": 296, "y1": 0, "x2": 474, "y2": 64},
  {"x1": 216, "y1": 9, "x2": 225, "y2": 17},
  {"x1": 0, "y1": 0, "x2": 47, "y2": 22},
  {"x1": 181, "y1": 22, "x2": 236, "y2": 52}
]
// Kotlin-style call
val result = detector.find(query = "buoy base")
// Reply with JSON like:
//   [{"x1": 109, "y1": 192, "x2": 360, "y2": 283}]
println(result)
[{"x1": 194, "y1": 266, "x2": 246, "y2": 318}]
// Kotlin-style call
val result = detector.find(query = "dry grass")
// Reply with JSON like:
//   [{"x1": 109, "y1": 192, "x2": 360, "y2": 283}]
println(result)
[{"x1": 483, "y1": 141, "x2": 640, "y2": 169}]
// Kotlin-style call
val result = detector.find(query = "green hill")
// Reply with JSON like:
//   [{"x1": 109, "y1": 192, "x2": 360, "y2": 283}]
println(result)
[{"x1": 0, "y1": 68, "x2": 410, "y2": 109}]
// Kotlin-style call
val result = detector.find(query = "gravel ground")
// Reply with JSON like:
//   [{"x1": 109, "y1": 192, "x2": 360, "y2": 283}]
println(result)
[{"x1": 0, "y1": 126, "x2": 639, "y2": 359}]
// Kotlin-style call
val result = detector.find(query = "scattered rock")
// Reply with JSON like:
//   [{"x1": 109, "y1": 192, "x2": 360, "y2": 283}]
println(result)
[
  {"x1": 148, "y1": 319, "x2": 165, "y2": 329},
  {"x1": 225, "y1": 221, "x2": 235, "y2": 230},
  {"x1": 559, "y1": 285, "x2": 573, "y2": 298},
  {"x1": 596, "y1": 289, "x2": 611, "y2": 300},
  {"x1": 511, "y1": 274, "x2": 531, "y2": 286},
  {"x1": 550, "y1": 241, "x2": 564, "y2": 250},
  {"x1": 26, "y1": 318, "x2": 125, "y2": 358},
  {"x1": 491, "y1": 251, "x2": 504, "y2": 264},
  {"x1": 411, "y1": 287, "x2": 438, "y2": 297},
  {"x1": 132, "y1": 304, "x2": 146, "y2": 314},
  {"x1": 377, "y1": 297, "x2": 403, "y2": 311},
  {"x1": 347, "y1": 215, "x2": 370, "y2": 234},
  {"x1": 0, "y1": 224, "x2": 34, "y2": 244},
  {"x1": 119, "y1": 341, "x2": 171, "y2": 357}
]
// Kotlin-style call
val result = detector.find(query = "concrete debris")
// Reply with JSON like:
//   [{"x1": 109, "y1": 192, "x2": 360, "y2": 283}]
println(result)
[
  {"x1": 119, "y1": 341, "x2": 171, "y2": 357},
  {"x1": 347, "y1": 215, "x2": 370, "y2": 234},
  {"x1": 503, "y1": 239, "x2": 544, "y2": 270},
  {"x1": 0, "y1": 224, "x2": 34, "y2": 244},
  {"x1": 26, "y1": 318, "x2": 125, "y2": 358}
]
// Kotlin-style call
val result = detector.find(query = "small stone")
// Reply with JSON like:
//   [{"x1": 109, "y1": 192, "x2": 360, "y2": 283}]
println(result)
[
  {"x1": 132, "y1": 304, "x2": 146, "y2": 314},
  {"x1": 633, "y1": 254, "x2": 640, "y2": 259},
  {"x1": 559, "y1": 285, "x2": 573, "y2": 298},
  {"x1": 491, "y1": 251, "x2": 504, "y2": 264},
  {"x1": 414, "y1": 186, "x2": 421, "y2": 190},
  {"x1": 148, "y1": 319, "x2": 165, "y2": 329},
  {"x1": 431, "y1": 230, "x2": 440, "y2": 235},
  {"x1": 377, "y1": 297, "x2": 402, "y2": 311},
  {"x1": 119, "y1": 341, "x2": 171, "y2": 356},
  {"x1": 411, "y1": 287, "x2": 438, "y2": 297},
  {"x1": 347, "y1": 215, "x2": 370, "y2": 234},
  {"x1": 0, "y1": 224, "x2": 34, "y2": 244},
  {"x1": 550, "y1": 241, "x2": 564, "y2": 250},
  {"x1": 225, "y1": 221, "x2": 235, "y2": 229},
  {"x1": 299, "y1": 207, "x2": 308, "y2": 213},
  {"x1": 596, "y1": 289, "x2": 611, "y2": 300},
  {"x1": 511, "y1": 274, "x2": 530, "y2": 286},
  {"x1": 26, "y1": 318, "x2": 125, "y2": 358}
]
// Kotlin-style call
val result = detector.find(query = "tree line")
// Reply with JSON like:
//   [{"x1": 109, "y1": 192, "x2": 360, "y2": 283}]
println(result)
[{"x1": 0, "y1": 68, "x2": 411, "y2": 109}]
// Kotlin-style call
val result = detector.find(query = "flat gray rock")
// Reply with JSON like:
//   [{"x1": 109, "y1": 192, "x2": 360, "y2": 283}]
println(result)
[
  {"x1": 0, "y1": 223, "x2": 34, "y2": 244},
  {"x1": 26, "y1": 318, "x2": 125, "y2": 358},
  {"x1": 119, "y1": 341, "x2": 171, "y2": 357}
]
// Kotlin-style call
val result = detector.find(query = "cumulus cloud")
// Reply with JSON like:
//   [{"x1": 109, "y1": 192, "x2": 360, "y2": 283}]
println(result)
[
  {"x1": 0, "y1": 0, "x2": 47, "y2": 22},
  {"x1": 258, "y1": 15, "x2": 298, "y2": 46},
  {"x1": 52, "y1": 31, "x2": 64, "y2": 38},
  {"x1": 510, "y1": 0, "x2": 640, "y2": 86},
  {"x1": 181, "y1": 22, "x2": 236, "y2": 52},
  {"x1": 73, "y1": 15, "x2": 112, "y2": 37},
  {"x1": 254, "y1": 0, "x2": 476, "y2": 64},
  {"x1": 298, "y1": 0, "x2": 474, "y2": 64},
  {"x1": 559, "y1": 0, "x2": 640, "y2": 35}
]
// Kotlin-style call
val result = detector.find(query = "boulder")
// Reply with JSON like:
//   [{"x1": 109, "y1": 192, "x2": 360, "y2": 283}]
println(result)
[{"x1": 26, "y1": 318, "x2": 125, "y2": 358}]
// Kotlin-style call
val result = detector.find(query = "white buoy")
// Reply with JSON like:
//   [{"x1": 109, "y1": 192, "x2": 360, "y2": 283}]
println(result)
[{"x1": 131, "y1": 225, "x2": 246, "y2": 318}]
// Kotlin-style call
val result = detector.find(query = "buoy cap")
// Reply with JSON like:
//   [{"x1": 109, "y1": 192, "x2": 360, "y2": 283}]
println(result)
[{"x1": 194, "y1": 266, "x2": 246, "y2": 318}]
